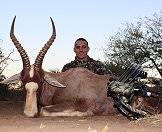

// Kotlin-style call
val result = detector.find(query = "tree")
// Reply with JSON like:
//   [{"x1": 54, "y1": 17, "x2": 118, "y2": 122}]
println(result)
[
  {"x1": 0, "y1": 41, "x2": 22, "y2": 101},
  {"x1": 104, "y1": 12, "x2": 162, "y2": 76},
  {"x1": 0, "y1": 40, "x2": 14, "y2": 81},
  {"x1": 0, "y1": 46, "x2": 6, "y2": 81}
]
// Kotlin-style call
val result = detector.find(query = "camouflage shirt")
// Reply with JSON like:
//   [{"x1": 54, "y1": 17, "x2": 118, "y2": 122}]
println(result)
[{"x1": 62, "y1": 56, "x2": 112, "y2": 75}]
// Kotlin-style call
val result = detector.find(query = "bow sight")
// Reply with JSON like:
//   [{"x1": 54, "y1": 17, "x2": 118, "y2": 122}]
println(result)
[{"x1": 107, "y1": 63, "x2": 161, "y2": 120}]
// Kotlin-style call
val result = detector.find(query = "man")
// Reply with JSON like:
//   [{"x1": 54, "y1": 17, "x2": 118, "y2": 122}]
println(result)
[
  {"x1": 62, "y1": 38, "x2": 148, "y2": 119},
  {"x1": 62, "y1": 38, "x2": 111, "y2": 75}
]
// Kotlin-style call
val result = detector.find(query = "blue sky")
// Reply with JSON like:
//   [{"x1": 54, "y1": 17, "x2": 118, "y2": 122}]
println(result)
[{"x1": 0, "y1": 0, "x2": 162, "y2": 77}]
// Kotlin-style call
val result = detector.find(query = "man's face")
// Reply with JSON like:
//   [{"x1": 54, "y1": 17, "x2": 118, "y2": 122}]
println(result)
[{"x1": 74, "y1": 40, "x2": 89, "y2": 60}]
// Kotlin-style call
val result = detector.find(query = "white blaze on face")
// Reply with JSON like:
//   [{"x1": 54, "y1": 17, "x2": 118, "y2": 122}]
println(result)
[
  {"x1": 29, "y1": 65, "x2": 34, "y2": 78},
  {"x1": 24, "y1": 82, "x2": 38, "y2": 117}
]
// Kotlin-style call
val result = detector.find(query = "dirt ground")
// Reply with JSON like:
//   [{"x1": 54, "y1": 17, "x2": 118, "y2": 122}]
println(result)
[{"x1": 0, "y1": 101, "x2": 162, "y2": 132}]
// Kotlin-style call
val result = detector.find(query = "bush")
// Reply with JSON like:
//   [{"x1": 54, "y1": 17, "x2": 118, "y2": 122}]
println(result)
[{"x1": 0, "y1": 84, "x2": 25, "y2": 101}]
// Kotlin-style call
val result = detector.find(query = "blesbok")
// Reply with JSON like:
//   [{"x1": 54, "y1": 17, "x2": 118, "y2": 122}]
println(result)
[
  {"x1": 1, "y1": 17, "x2": 160, "y2": 118},
  {"x1": 1, "y1": 16, "x2": 117, "y2": 117}
]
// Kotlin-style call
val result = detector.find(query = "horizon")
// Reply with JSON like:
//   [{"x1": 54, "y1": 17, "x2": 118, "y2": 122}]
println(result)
[{"x1": 0, "y1": 0, "x2": 162, "y2": 78}]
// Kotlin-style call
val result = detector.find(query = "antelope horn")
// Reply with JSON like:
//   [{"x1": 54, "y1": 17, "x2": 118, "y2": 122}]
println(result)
[
  {"x1": 34, "y1": 17, "x2": 56, "y2": 69},
  {"x1": 10, "y1": 16, "x2": 30, "y2": 69}
]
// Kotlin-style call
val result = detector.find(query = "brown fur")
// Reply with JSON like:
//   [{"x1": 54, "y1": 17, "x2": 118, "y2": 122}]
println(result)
[
  {"x1": 6, "y1": 17, "x2": 161, "y2": 117},
  {"x1": 39, "y1": 68, "x2": 118, "y2": 116}
]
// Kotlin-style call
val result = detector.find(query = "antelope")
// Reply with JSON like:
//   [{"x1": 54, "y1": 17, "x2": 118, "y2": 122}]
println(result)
[
  {"x1": 1, "y1": 17, "x2": 160, "y2": 118},
  {"x1": 1, "y1": 16, "x2": 117, "y2": 117}
]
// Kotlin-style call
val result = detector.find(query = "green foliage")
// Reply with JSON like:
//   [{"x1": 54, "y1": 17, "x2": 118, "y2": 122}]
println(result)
[
  {"x1": 104, "y1": 12, "x2": 162, "y2": 76},
  {"x1": 0, "y1": 83, "x2": 25, "y2": 101}
]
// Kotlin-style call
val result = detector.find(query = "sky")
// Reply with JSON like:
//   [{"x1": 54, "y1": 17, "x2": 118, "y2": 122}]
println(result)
[{"x1": 0, "y1": 0, "x2": 162, "y2": 77}]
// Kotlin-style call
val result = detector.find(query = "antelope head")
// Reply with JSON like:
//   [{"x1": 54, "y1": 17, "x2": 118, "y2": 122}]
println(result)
[{"x1": 2, "y1": 16, "x2": 65, "y2": 117}]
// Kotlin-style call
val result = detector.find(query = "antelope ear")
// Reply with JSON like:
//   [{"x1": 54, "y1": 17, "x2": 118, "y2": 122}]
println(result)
[
  {"x1": 44, "y1": 74, "x2": 66, "y2": 88},
  {"x1": 0, "y1": 73, "x2": 21, "y2": 84}
]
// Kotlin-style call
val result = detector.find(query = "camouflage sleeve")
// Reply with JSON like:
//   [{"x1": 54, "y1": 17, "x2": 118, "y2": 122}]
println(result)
[
  {"x1": 62, "y1": 63, "x2": 71, "y2": 72},
  {"x1": 95, "y1": 61, "x2": 112, "y2": 75},
  {"x1": 61, "y1": 61, "x2": 75, "y2": 72},
  {"x1": 61, "y1": 65, "x2": 68, "y2": 72}
]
